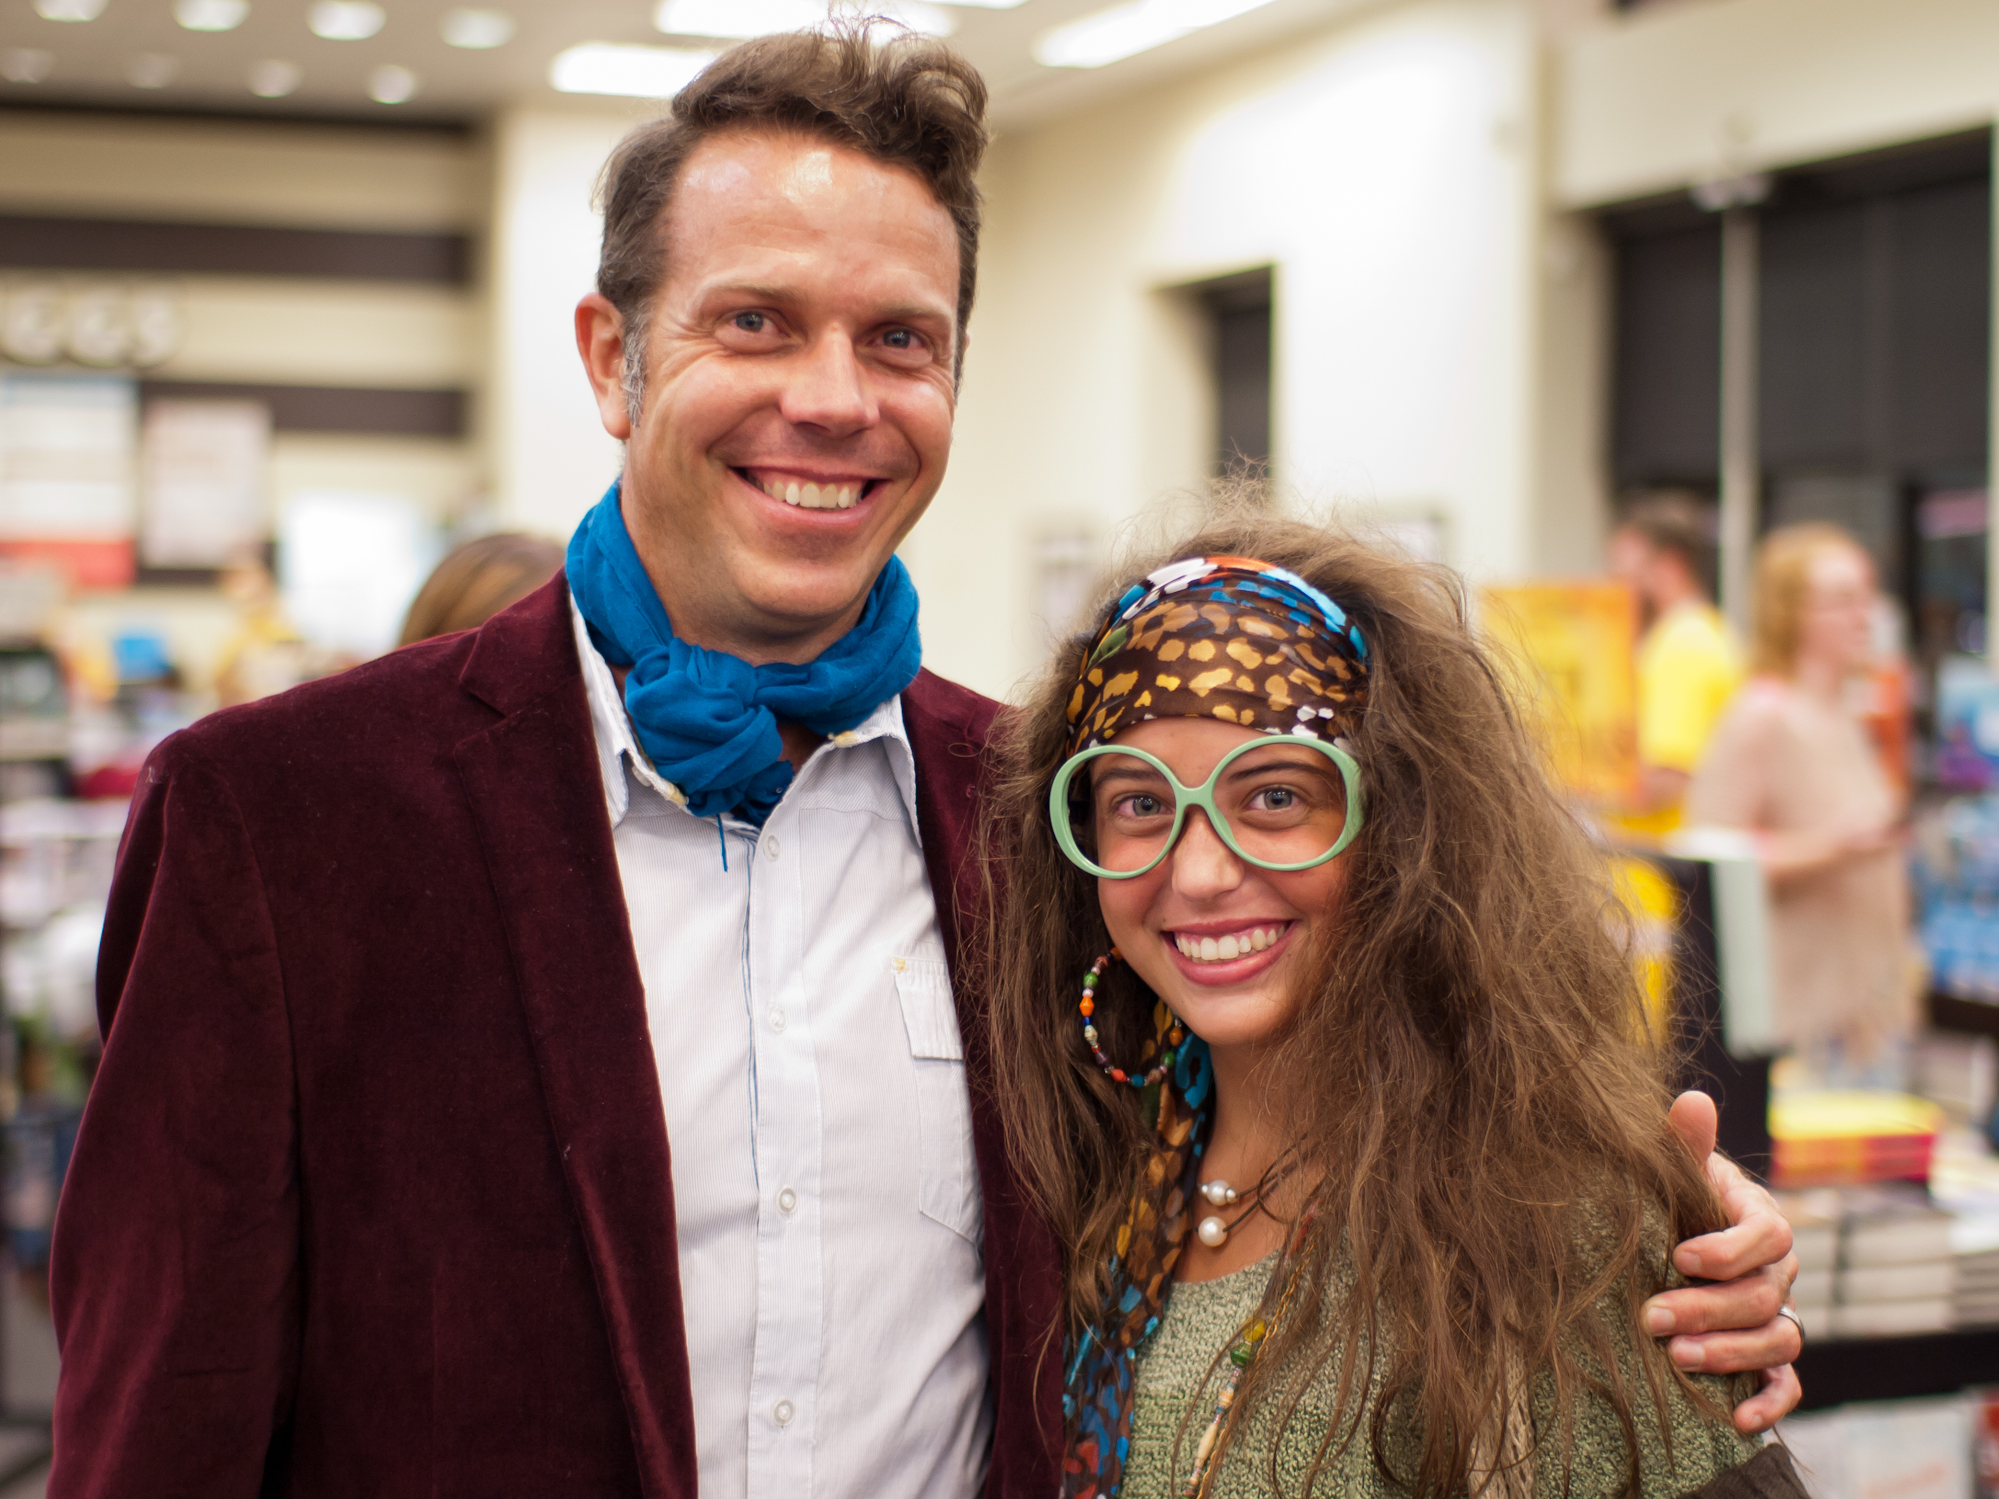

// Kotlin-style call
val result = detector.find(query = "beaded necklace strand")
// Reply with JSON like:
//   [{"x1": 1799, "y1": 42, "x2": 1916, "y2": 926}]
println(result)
[{"x1": 1181, "y1": 1213, "x2": 1319, "y2": 1499}]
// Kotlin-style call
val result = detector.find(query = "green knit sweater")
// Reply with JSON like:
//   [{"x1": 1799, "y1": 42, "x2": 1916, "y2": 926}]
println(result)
[{"x1": 1124, "y1": 1214, "x2": 1762, "y2": 1499}]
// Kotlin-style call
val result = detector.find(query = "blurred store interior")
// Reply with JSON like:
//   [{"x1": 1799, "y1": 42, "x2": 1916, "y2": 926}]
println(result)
[{"x1": 5, "y1": 0, "x2": 1999, "y2": 1490}]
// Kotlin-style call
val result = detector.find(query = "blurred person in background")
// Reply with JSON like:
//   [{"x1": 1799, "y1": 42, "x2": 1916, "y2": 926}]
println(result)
[
  {"x1": 1686, "y1": 523, "x2": 1915, "y2": 1085},
  {"x1": 1608, "y1": 493, "x2": 1745, "y2": 838},
  {"x1": 398, "y1": 532, "x2": 565, "y2": 646}
]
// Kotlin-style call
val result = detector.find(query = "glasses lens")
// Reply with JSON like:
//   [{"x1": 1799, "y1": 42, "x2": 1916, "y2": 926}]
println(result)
[
  {"x1": 1083, "y1": 750, "x2": 1180, "y2": 874},
  {"x1": 1211, "y1": 741, "x2": 1350, "y2": 868}
]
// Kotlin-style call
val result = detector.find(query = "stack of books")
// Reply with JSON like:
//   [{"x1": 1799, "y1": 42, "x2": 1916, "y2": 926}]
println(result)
[
  {"x1": 1773, "y1": 1185, "x2": 1993, "y2": 1338},
  {"x1": 1832, "y1": 1186, "x2": 1955, "y2": 1339},
  {"x1": 1770, "y1": 1092, "x2": 1943, "y2": 1190}
]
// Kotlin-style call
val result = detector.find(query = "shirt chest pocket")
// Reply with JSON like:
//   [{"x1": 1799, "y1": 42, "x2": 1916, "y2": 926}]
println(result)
[{"x1": 893, "y1": 956, "x2": 983, "y2": 1246}]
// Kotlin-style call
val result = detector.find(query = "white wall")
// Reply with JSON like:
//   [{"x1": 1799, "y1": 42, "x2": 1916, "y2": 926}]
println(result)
[
  {"x1": 1555, "y1": 0, "x2": 1999, "y2": 207},
  {"x1": 916, "y1": 0, "x2": 1543, "y2": 699},
  {"x1": 486, "y1": 103, "x2": 656, "y2": 541}
]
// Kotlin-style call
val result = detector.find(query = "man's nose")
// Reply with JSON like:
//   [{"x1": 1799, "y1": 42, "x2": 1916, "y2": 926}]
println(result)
[
  {"x1": 778, "y1": 331, "x2": 877, "y2": 436},
  {"x1": 1169, "y1": 810, "x2": 1245, "y2": 899}
]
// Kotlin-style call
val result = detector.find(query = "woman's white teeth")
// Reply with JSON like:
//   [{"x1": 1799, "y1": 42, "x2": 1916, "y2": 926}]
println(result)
[
  {"x1": 761, "y1": 476, "x2": 861, "y2": 510},
  {"x1": 1174, "y1": 926, "x2": 1285, "y2": 963}
]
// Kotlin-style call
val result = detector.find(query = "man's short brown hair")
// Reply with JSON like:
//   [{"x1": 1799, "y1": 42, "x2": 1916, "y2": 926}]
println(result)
[
  {"x1": 595, "y1": 23, "x2": 990, "y2": 414},
  {"x1": 1614, "y1": 490, "x2": 1717, "y2": 596}
]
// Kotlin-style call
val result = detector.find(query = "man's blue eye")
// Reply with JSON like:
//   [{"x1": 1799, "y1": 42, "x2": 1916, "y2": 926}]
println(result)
[
  {"x1": 884, "y1": 328, "x2": 914, "y2": 349},
  {"x1": 734, "y1": 312, "x2": 765, "y2": 332}
]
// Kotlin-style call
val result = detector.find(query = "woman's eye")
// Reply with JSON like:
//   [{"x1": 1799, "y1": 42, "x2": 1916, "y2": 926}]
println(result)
[
  {"x1": 1115, "y1": 793, "x2": 1166, "y2": 819},
  {"x1": 1262, "y1": 787, "x2": 1297, "y2": 810}
]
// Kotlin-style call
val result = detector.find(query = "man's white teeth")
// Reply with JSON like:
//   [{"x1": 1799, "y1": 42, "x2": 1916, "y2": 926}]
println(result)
[
  {"x1": 761, "y1": 476, "x2": 861, "y2": 510},
  {"x1": 1173, "y1": 925, "x2": 1286, "y2": 963}
]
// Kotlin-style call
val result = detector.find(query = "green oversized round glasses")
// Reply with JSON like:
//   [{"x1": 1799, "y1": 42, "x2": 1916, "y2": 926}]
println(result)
[{"x1": 1049, "y1": 735, "x2": 1365, "y2": 880}]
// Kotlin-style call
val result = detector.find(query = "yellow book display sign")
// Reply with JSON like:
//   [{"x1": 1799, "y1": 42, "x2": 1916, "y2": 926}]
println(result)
[{"x1": 1480, "y1": 582, "x2": 1640, "y2": 805}]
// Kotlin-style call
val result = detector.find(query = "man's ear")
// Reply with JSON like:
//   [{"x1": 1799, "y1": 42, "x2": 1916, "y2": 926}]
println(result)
[{"x1": 576, "y1": 293, "x2": 636, "y2": 441}]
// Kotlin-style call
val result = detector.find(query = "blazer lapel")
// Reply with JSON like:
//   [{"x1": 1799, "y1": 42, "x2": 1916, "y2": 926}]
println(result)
[
  {"x1": 904, "y1": 669, "x2": 1066, "y2": 1499},
  {"x1": 451, "y1": 577, "x2": 697, "y2": 1499}
]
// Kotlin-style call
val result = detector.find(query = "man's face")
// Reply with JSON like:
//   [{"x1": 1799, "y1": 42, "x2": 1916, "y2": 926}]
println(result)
[{"x1": 597, "y1": 128, "x2": 961, "y2": 660}]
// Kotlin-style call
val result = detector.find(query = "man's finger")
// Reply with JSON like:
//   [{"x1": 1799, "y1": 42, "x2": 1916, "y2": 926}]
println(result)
[
  {"x1": 1660, "y1": 1312, "x2": 1804, "y2": 1377},
  {"x1": 1674, "y1": 1212, "x2": 1796, "y2": 1284},
  {"x1": 1669, "y1": 1090, "x2": 1719, "y2": 1161},
  {"x1": 1643, "y1": 1266, "x2": 1789, "y2": 1338},
  {"x1": 1730, "y1": 1365, "x2": 1802, "y2": 1434}
]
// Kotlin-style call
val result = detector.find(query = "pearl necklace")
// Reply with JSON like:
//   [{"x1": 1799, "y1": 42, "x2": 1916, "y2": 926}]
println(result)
[{"x1": 1195, "y1": 1178, "x2": 1244, "y2": 1248}]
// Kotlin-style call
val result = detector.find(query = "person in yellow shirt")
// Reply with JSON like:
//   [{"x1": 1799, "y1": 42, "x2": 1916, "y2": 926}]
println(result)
[{"x1": 1608, "y1": 495, "x2": 1746, "y2": 837}]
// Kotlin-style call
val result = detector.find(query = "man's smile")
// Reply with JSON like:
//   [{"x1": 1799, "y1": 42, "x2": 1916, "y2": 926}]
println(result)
[{"x1": 737, "y1": 465, "x2": 880, "y2": 512}]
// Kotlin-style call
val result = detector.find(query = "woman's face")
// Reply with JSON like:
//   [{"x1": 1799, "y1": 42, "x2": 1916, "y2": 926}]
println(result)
[
  {"x1": 1089, "y1": 717, "x2": 1352, "y2": 1053},
  {"x1": 1797, "y1": 544, "x2": 1876, "y2": 676}
]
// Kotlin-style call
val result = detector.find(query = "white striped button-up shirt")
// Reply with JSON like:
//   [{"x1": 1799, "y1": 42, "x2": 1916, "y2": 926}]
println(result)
[{"x1": 571, "y1": 600, "x2": 991, "y2": 1499}]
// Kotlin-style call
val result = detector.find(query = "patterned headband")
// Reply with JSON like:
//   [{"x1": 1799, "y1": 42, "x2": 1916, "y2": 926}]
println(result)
[{"x1": 1063, "y1": 555, "x2": 1370, "y2": 756}]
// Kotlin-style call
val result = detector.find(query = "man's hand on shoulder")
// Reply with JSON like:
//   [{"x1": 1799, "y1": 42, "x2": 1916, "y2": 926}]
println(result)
[{"x1": 1646, "y1": 1091, "x2": 1802, "y2": 1434}]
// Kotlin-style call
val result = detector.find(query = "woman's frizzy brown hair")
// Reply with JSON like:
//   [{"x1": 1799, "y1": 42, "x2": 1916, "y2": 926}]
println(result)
[
  {"x1": 594, "y1": 19, "x2": 989, "y2": 417},
  {"x1": 981, "y1": 504, "x2": 1731, "y2": 1494}
]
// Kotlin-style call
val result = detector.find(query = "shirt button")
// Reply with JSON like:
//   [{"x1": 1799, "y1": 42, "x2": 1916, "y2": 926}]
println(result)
[
  {"x1": 769, "y1": 1008, "x2": 787, "y2": 1032},
  {"x1": 763, "y1": 834, "x2": 781, "y2": 861},
  {"x1": 772, "y1": 1399, "x2": 795, "y2": 1427},
  {"x1": 777, "y1": 1187, "x2": 797, "y2": 1214}
]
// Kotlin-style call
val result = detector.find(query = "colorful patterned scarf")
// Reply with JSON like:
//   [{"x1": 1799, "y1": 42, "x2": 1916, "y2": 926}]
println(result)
[
  {"x1": 1063, "y1": 1020, "x2": 1213, "y2": 1498},
  {"x1": 1065, "y1": 555, "x2": 1370, "y2": 757}
]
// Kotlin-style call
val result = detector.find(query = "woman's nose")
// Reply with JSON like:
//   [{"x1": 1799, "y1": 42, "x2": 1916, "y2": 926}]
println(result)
[{"x1": 1169, "y1": 810, "x2": 1245, "y2": 898}]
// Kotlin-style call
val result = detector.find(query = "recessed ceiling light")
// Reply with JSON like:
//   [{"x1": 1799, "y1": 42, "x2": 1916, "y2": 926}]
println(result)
[
  {"x1": 174, "y1": 0, "x2": 248, "y2": 30},
  {"x1": 1034, "y1": 0, "x2": 1276, "y2": 67},
  {"x1": 549, "y1": 42, "x2": 716, "y2": 98},
  {"x1": 247, "y1": 57, "x2": 302, "y2": 95},
  {"x1": 1, "y1": 48, "x2": 55, "y2": 83},
  {"x1": 128, "y1": 53, "x2": 179, "y2": 87},
  {"x1": 655, "y1": 0, "x2": 952, "y2": 39},
  {"x1": 308, "y1": 0, "x2": 385, "y2": 40},
  {"x1": 441, "y1": 7, "x2": 513, "y2": 48},
  {"x1": 33, "y1": 0, "x2": 106, "y2": 21},
  {"x1": 368, "y1": 63, "x2": 416, "y2": 102}
]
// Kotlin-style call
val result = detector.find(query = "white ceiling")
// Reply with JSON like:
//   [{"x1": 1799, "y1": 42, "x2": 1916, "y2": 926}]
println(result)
[{"x1": 0, "y1": 0, "x2": 1382, "y2": 132}]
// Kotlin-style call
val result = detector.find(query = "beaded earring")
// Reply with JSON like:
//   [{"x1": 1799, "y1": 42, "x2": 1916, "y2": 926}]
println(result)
[{"x1": 1077, "y1": 949, "x2": 1184, "y2": 1088}]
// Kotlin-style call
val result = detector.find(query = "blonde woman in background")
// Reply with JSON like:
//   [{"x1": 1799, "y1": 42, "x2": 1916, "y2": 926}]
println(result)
[{"x1": 1685, "y1": 523, "x2": 1913, "y2": 1084}]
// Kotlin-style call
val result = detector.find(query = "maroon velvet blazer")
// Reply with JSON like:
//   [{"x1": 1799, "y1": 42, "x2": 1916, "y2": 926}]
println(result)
[{"x1": 48, "y1": 577, "x2": 1063, "y2": 1498}]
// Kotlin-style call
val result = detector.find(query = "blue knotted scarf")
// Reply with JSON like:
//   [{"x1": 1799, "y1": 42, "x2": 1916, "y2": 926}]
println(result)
[{"x1": 565, "y1": 480, "x2": 922, "y2": 826}]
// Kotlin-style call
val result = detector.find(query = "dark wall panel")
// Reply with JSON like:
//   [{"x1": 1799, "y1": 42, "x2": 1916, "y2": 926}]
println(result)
[
  {"x1": 1758, "y1": 202, "x2": 1869, "y2": 469},
  {"x1": 0, "y1": 215, "x2": 470, "y2": 284},
  {"x1": 1612, "y1": 222, "x2": 1721, "y2": 487},
  {"x1": 1890, "y1": 178, "x2": 1990, "y2": 472}
]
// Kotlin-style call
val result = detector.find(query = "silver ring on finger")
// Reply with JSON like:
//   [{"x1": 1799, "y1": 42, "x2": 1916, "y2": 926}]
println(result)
[{"x1": 1776, "y1": 1303, "x2": 1805, "y2": 1348}]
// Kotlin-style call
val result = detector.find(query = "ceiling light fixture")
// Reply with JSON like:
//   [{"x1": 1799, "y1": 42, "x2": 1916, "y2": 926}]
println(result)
[
  {"x1": 247, "y1": 57, "x2": 302, "y2": 95},
  {"x1": 549, "y1": 42, "x2": 716, "y2": 98},
  {"x1": 655, "y1": 0, "x2": 952, "y2": 39},
  {"x1": 1, "y1": 48, "x2": 54, "y2": 83},
  {"x1": 308, "y1": 0, "x2": 385, "y2": 40},
  {"x1": 369, "y1": 63, "x2": 416, "y2": 101},
  {"x1": 441, "y1": 7, "x2": 513, "y2": 48},
  {"x1": 1033, "y1": 0, "x2": 1276, "y2": 68},
  {"x1": 128, "y1": 53, "x2": 179, "y2": 87},
  {"x1": 174, "y1": 0, "x2": 248, "y2": 29},
  {"x1": 33, "y1": 0, "x2": 106, "y2": 21}
]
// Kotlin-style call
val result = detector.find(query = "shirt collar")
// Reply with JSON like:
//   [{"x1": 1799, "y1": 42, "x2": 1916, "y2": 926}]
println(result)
[{"x1": 569, "y1": 592, "x2": 922, "y2": 842}]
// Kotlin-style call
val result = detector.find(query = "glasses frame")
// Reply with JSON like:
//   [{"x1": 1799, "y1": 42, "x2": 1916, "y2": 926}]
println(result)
[{"x1": 1049, "y1": 734, "x2": 1365, "y2": 880}]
